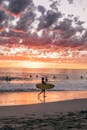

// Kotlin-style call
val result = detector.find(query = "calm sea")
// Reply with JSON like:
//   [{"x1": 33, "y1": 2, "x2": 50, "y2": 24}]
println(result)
[
  {"x1": 0, "y1": 68, "x2": 87, "y2": 79},
  {"x1": 0, "y1": 68, "x2": 87, "y2": 90},
  {"x1": 0, "y1": 68, "x2": 87, "y2": 106}
]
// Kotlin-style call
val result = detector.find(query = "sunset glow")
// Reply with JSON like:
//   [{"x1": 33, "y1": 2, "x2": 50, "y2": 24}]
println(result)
[{"x1": 0, "y1": 0, "x2": 87, "y2": 69}]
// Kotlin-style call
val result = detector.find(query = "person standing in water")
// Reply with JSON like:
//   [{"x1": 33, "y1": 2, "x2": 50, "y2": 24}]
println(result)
[
  {"x1": 42, "y1": 77, "x2": 45, "y2": 84},
  {"x1": 45, "y1": 76, "x2": 48, "y2": 83}
]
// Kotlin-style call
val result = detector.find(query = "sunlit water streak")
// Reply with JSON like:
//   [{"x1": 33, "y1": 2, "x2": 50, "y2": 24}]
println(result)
[{"x1": 0, "y1": 91, "x2": 87, "y2": 106}]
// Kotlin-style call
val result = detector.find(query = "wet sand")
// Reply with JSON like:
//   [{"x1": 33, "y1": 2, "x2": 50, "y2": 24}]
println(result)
[
  {"x1": 0, "y1": 98, "x2": 87, "y2": 130},
  {"x1": 0, "y1": 91, "x2": 87, "y2": 106}
]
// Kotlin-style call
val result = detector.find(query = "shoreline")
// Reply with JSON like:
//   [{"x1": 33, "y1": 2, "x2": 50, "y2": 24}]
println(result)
[
  {"x1": 0, "y1": 89, "x2": 86, "y2": 92},
  {"x1": 0, "y1": 98, "x2": 87, "y2": 117}
]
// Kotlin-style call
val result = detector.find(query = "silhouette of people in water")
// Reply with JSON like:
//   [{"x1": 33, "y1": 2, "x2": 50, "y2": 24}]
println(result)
[
  {"x1": 30, "y1": 75, "x2": 32, "y2": 79},
  {"x1": 42, "y1": 77, "x2": 45, "y2": 84},
  {"x1": 45, "y1": 76, "x2": 48, "y2": 83},
  {"x1": 38, "y1": 77, "x2": 46, "y2": 97},
  {"x1": 80, "y1": 76, "x2": 83, "y2": 79},
  {"x1": 66, "y1": 75, "x2": 69, "y2": 79},
  {"x1": 5, "y1": 76, "x2": 11, "y2": 82},
  {"x1": 36, "y1": 75, "x2": 38, "y2": 78},
  {"x1": 53, "y1": 75, "x2": 56, "y2": 79}
]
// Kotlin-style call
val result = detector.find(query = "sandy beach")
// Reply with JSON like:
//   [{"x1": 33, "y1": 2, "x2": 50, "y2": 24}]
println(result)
[{"x1": 0, "y1": 98, "x2": 87, "y2": 129}]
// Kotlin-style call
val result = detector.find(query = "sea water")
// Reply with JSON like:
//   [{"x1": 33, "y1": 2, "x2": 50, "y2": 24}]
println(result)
[
  {"x1": 0, "y1": 68, "x2": 87, "y2": 90},
  {"x1": 0, "y1": 68, "x2": 87, "y2": 106}
]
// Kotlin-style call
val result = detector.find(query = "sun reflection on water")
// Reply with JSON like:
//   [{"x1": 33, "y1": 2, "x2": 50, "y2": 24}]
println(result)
[{"x1": 0, "y1": 91, "x2": 87, "y2": 106}]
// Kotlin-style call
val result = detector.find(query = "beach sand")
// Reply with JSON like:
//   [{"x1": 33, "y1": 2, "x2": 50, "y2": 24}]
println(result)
[{"x1": 0, "y1": 98, "x2": 87, "y2": 129}]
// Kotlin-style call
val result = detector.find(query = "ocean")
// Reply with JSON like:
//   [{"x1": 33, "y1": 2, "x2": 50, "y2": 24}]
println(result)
[
  {"x1": 0, "y1": 68, "x2": 87, "y2": 91},
  {"x1": 0, "y1": 68, "x2": 87, "y2": 106}
]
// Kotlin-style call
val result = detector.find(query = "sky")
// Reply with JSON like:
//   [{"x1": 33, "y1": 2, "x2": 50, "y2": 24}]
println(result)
[{"x1": 0, "y1": 0, "x2": 87, "y2": 69}]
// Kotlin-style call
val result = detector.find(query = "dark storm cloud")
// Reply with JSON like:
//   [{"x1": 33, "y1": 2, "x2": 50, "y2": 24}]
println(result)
[
  {"x1": 8, "y1": 0, "x2": 32, "y2": 14},
  {"x1": 0, "y1": 11, "x2": 6, "y2": 22},
  {"x1": 0, "y1": 0, "x2": 35, "y2": 33},
  {"x1": 0, "y1": 10, "x2": 9, "y2": 29},
  {"x1": 81, "y1": 30, "x2": 87, "y2": 43},
  {"x1": 38, "y1": 10, "x2": 62, "y2": 29},
  {"x1": 74, "y1": 17, "x2": 85, "y2": 25},
  {"x1": 55, "y1": 17, "x2": 87, "y2": 47},
  {"x1": 55, "y1": 18, "x2": 72, "y2": 31},
  {"x1": 38, "y1": 5, "x2": 46, "y2": 14},
  {"x1": 50, "y1": 1, "x2": 59, "y2": 11},
  {"x1": 61, "y1": 25, "x2": 84, "y2": 39},
  {"x1": 74, "y1": 18, "x2": 85, "y2": 26},
  {"x1": 54, "y1": 18, "x2": 75, "y2": 39},
  {"x1": 50, "y1": 16, "x2": 86, "y2": 48},
  {"x1": 0, "y1": 0, "x2": 3, "y2": 4},
  {"x1": 76, "y1": 20, "x2": 85, "y2": 25},
  {"x1": 16, "y1": 11, "x2": 35, "y2": 31},
  {"x1": 68, "y1": 14, "x2": 74, "y2": 18},
  {"x1": 67, "y1": 0, "x2": 74, "y2": 4},
  {"x1": 45, "y1": 10, "x2": 61, "y2": 27},
  {"x1": 14, "y1": 1, "x2": 35, "y2": 31}
]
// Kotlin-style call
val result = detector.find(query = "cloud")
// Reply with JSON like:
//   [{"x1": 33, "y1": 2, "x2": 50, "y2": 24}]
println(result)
[
  {"x1": 45, "y1": 10, "x2": 61, "y2": 27},
  {"x1": 38, "y1": 10, "x2": 62, "y2": 29},
  {"x1": 0, "y1": 0, "x2": 87, "y2": 56},
  {"x1": 81, "y1": 30, "x2": 87, "y2": 43},
  {"x1": 51, "y1": 15, "x2": 86, "y2": 49},
  {"x1": 38, "y1": 5, "x2": 46, "y2": 14},
  {"x1": 0, "y1": 0, "x2": 35, "y2": 33},
  {"x1": 7, "y1": 0, "x2": 32, "y2": 14},
  {"x1": 67, "y1": 0, "x2": 74, "y2": 4},
  {"x1": 74, "y1": 16, "x2": 85, "y2": 25},
  {"x1": 50, "y1": 1, "x2": 60, "y2": 11},
  {"x1": 16, "y1": 11, "x2": 35, "y2": 31},
  {"x1": 55, "y1": 18, "x2": 72, "y2": 31},
  {"x1": 0, "y1": 9, "x2": 13, "y2": 30},
  {"x1": 0, "y1": 11, "x2": 7, "y2": 29},
  {"x1": 0, "y1": 10, "x2": 6, "y2": 22}
]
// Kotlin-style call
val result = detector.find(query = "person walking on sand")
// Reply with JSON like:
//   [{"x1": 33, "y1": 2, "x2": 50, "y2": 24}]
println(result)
[{"x1": 38, "y1": 77, "x2": 46, "y2": 97}]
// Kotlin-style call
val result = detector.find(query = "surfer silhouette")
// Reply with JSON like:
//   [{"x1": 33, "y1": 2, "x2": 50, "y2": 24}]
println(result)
[{"x1": 38, "y1": 77, "x2": 46, "y2": 97}]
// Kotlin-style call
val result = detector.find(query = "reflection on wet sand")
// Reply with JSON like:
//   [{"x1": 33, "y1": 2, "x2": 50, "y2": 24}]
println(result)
[{"x1": 0, "y1": 91, "x2": 87, "y2": 106}]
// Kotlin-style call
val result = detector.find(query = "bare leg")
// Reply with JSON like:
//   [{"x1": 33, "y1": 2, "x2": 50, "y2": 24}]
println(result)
[
  {"x1": 43, "y1": 90, "x2": 46, "y2": 97},
  {"x1": 38, "y1": 90, "x2": 43, "y2": 96}
]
